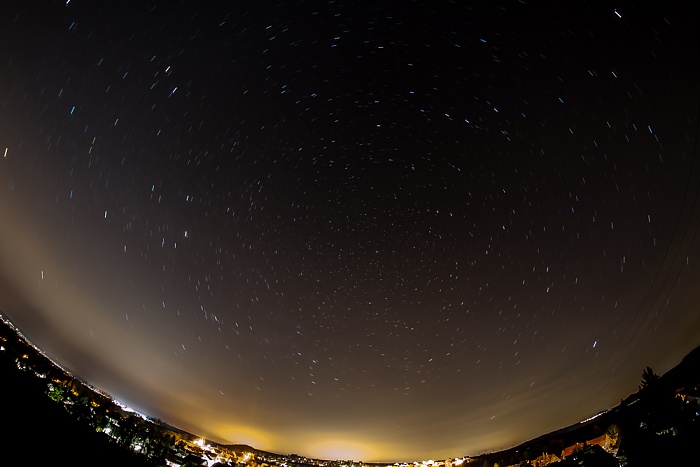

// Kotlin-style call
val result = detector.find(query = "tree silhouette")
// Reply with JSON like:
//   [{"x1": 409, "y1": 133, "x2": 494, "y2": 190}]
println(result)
[
  {"x1": 605, "y1": 424, "x2": 621, "y2": 453},
  {"x1": 639, "y1": 366, "x2": 659, "y2": 391}
]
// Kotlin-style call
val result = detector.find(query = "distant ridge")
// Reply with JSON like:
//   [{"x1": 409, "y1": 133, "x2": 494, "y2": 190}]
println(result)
[{"x1": 221, "y1": 443, "x2": 262, "y2": 453}]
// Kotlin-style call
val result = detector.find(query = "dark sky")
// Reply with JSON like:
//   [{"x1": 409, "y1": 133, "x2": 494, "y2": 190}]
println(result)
[{"x1": 1, "y1": 0, "x2": 699, "y2": 462}]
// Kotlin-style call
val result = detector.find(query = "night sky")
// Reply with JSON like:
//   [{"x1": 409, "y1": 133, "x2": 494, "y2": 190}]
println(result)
[{"x1": 1, "y1": 0, "x2": 700, "y2": 462}]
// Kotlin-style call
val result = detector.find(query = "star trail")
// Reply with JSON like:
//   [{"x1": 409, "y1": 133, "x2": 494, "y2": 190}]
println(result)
[{"x1": 1, "y1": 0, "x2": 699, "y2": 462}]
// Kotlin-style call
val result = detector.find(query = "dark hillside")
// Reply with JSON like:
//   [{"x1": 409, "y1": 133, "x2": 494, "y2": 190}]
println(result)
[{"x1": 0, "y1": 320, "x2": 158, "y2": 466}]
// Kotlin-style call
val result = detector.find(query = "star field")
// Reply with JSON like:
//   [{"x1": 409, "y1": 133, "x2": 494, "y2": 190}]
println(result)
[{"x1": 1, "y1": 0, "x2": 699, "y2": 462}]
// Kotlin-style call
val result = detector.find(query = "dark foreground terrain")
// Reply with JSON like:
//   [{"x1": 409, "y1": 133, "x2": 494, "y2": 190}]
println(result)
[
  {"x1": 473, "y1": 346, "x2": 700, "y2": 467},
  {"x1": 0, "y1": 322, "x2": 159, "y2": 466}
]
